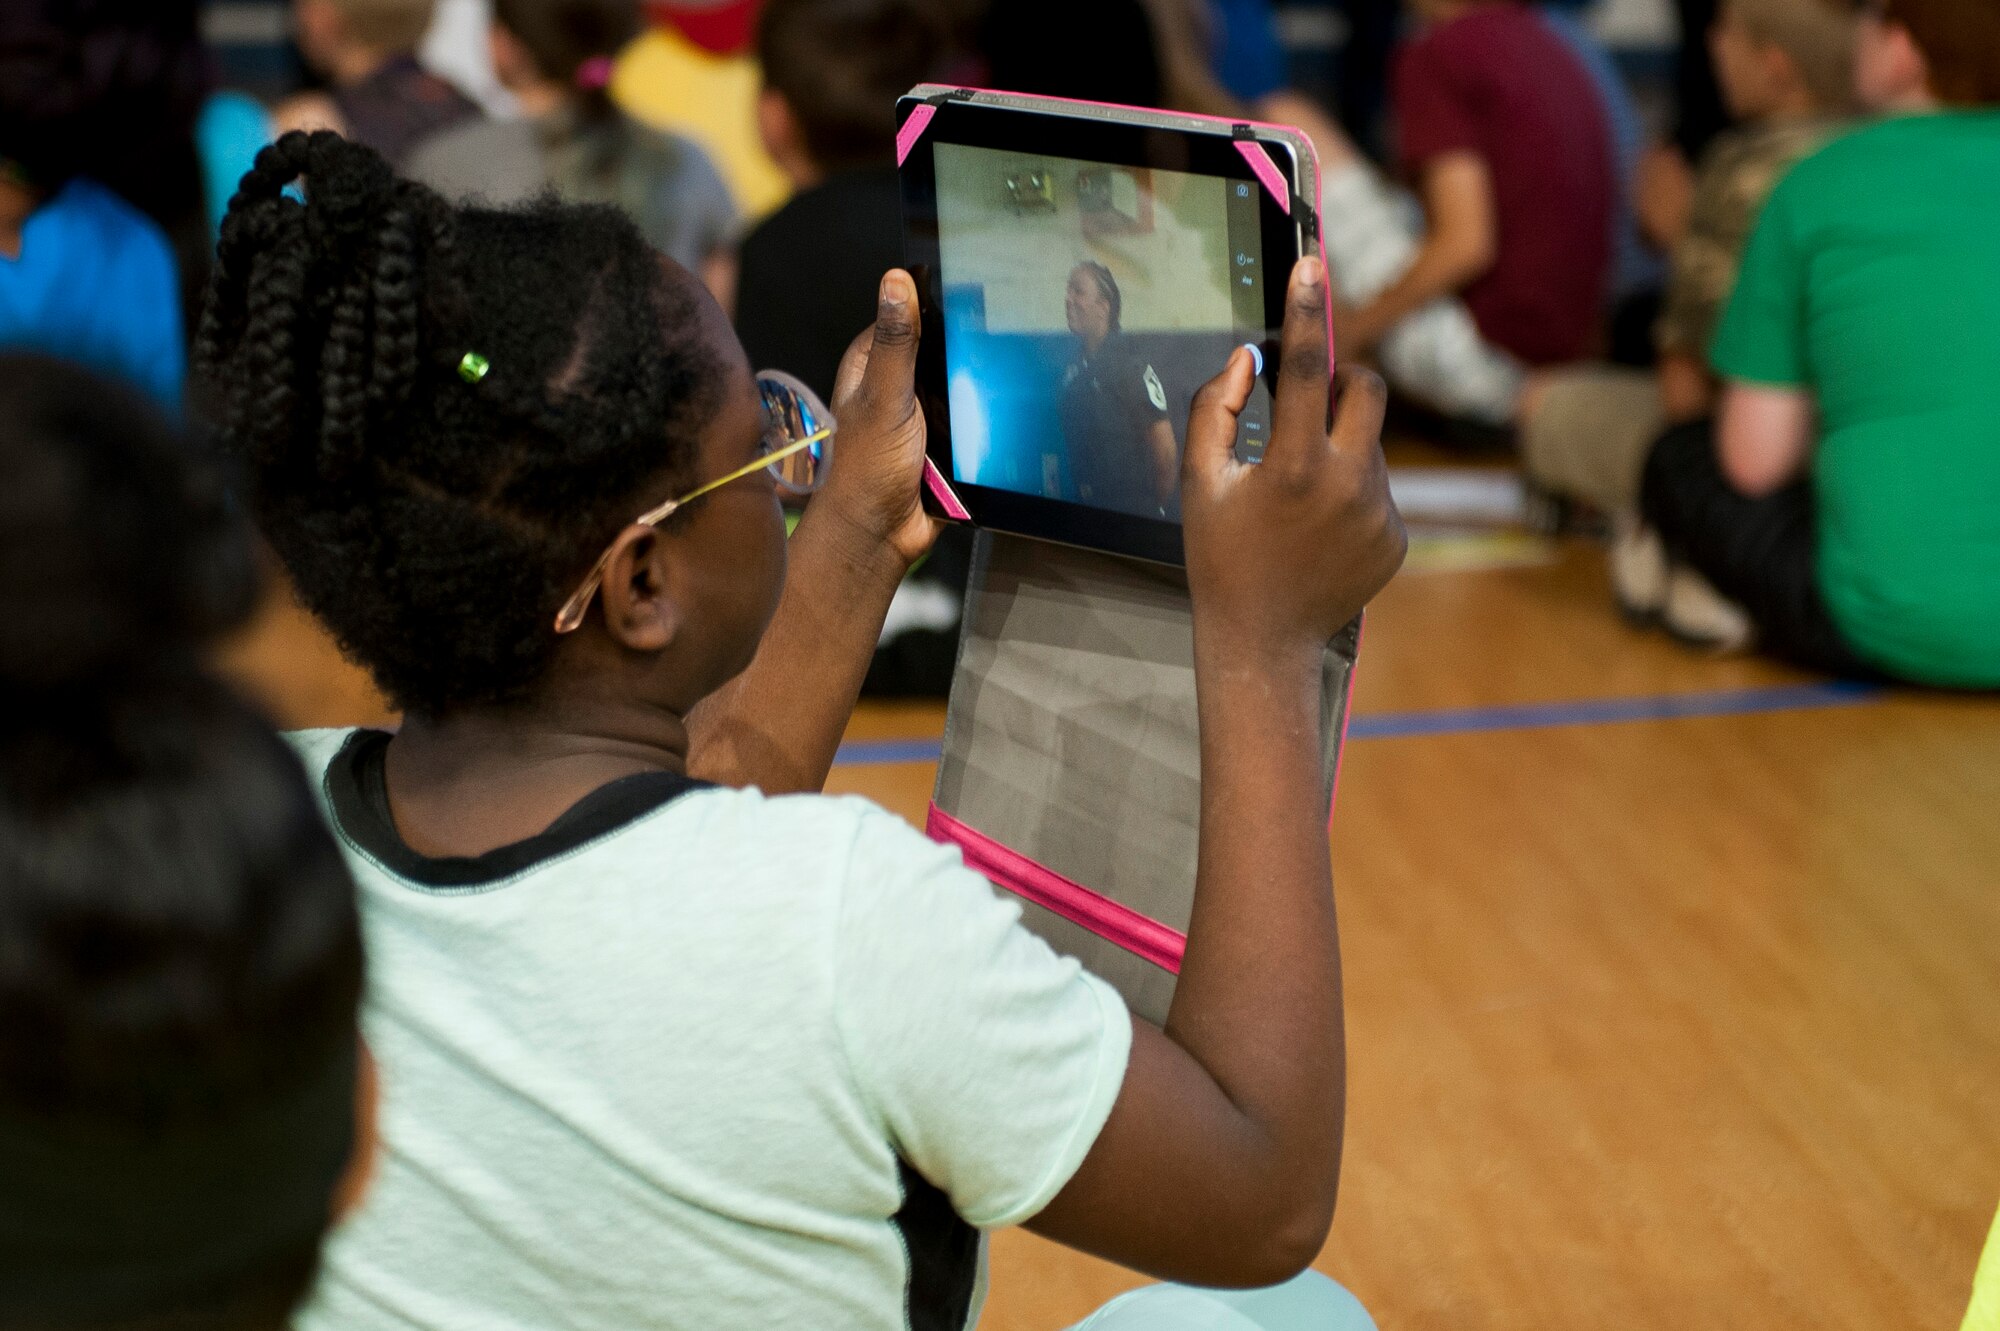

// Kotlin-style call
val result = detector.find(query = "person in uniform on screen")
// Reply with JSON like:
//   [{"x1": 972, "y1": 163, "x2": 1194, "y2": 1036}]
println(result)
[{"x1": 1059, "y1": 261, "x2": 1180, "y2": 517}]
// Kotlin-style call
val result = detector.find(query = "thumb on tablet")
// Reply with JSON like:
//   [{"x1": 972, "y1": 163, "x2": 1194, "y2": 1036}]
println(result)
[
  {"x1": 861, "y1": 269, "x2": 920, "y2": 396},
  {"x1": 1182, "y1": 345, "x2": 1257, "y2": 487}
]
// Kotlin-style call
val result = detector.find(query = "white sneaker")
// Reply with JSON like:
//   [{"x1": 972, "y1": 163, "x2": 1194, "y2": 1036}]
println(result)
[
  {"x1": 1608, "y1": 514, "x2": 1669, "y2": 621},
  {"x1": 1661, "y1": 566, "x2": 1755, "y2": 653}
]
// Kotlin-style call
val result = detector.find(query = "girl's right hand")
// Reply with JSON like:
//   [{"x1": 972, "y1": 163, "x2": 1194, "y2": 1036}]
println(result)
[{"x1": 1181, "y1": 257, "x2": 1405, "y2": 662}]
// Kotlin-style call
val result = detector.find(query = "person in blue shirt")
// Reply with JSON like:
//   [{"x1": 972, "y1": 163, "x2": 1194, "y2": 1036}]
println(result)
[
  {"x1": 0, "y1": 0, "x2": 218, "y2": 411},
  {"x1": 0, "y1": 170, "x2": 185, "y2": 415}
]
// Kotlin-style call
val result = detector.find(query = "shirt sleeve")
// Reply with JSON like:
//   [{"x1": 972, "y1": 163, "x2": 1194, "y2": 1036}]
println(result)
[
  {"x1": 832, "y1": 805, "x2": 1132, "y2": 1230},
  {"x1": 1708, "y1": 173, "x2": 1809, "y2": 386},
  {"x1": 1394, "y1": 37, "x2": 1480, "y2": 173},
  {"x1": 1656, "y1": 148, "x2": 1741, "y2": 357}
]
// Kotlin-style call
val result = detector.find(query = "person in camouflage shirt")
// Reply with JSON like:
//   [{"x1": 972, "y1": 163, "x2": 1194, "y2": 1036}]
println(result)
[
  {"x1": 1654, "y1": 116, "x2": 1840, "y2": 365},
  {"x1": 1521, "y1": 0, "x2": 1857, "y2": 516},
  {"x1": 1655, "y1": 0, "x2": 1859, "y2": 419}
]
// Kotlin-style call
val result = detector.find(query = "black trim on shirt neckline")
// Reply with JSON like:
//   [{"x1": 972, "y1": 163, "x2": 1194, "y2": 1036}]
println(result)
[{"x1": 324, "y1": 729, "x2": 713, "y2": 890}]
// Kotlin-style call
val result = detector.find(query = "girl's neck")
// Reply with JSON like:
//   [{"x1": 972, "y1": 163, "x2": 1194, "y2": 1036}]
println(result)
[{"x1": 382, "y1": 699, "x2": 692, "y2": 858}]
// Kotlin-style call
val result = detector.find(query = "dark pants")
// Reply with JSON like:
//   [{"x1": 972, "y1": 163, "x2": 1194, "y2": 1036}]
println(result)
[{"x1": 1640, "y1": 423, "x2": 1877, "y2": 679}]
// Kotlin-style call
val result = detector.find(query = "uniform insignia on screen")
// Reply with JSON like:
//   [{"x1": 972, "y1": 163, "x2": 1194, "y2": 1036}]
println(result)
[{"x1": 1144, "y1": 365, "x2": 1167, "y2": 412}]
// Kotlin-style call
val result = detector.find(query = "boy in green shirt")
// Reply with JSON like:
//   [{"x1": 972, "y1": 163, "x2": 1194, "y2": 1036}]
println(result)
[{"x1": 1625, "y1": 0, "x2": 2000, "y2": 685}]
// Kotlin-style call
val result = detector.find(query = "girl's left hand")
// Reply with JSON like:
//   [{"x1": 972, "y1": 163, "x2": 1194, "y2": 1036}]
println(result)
[{"x1": 820, "y1": 270, "x2": 943, "y2": 571}]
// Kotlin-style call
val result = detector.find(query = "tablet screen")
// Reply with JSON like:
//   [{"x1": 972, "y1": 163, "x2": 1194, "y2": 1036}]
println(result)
[{"x1": 930, "y1": 143, "x2": 1275, "y2": 524}]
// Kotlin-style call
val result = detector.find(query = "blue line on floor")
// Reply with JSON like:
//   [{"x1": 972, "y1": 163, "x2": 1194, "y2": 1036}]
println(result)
[
  {"x1": 831, "y1": 681, "x2": 1883, "y2": 767},
  {"x1": 1343, "y1": 679, "x2": 1881, "y2": 741},
  {"x1": 835, "y1": 737, "x2": 953, "y2": 766}
]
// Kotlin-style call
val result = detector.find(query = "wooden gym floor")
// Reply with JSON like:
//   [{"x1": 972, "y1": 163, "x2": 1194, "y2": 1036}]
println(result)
[{"x1": 220, "y1": 485, "x2": 2000, "y2": 1331}]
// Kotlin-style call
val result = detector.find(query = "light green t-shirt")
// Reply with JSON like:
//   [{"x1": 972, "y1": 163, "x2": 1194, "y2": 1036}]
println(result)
[
  {"x1": 289, "y1": 728, "x2": 1130, "y2": 1331},
  {"x1": 1711, "y1": 112, "x2": 2000, "y2": 688}
]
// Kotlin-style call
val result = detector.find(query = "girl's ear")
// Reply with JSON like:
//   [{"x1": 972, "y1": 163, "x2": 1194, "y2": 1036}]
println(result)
[{"x1": 596, "y1": 526, "x2": 684, "y2": 653}]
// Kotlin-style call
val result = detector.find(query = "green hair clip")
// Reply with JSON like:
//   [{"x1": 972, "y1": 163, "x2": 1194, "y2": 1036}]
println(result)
[{"x1": 457, "y1": 352, "x2": 491, "y2": 384}]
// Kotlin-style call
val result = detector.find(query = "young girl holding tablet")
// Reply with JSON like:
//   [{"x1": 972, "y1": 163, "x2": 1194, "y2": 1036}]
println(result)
[{"x1": 200, "y1": 131, "x2": 1403, "y2": 1331}]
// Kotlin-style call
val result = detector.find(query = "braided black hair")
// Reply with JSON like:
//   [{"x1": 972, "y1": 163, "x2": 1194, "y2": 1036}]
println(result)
[{"x1": 197, "y1": 131, "x2": 722, "y2": 717}]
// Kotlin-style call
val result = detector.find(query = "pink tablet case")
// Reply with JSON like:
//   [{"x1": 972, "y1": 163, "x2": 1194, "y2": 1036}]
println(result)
[
  {"x1": 899, "y1": 84, "x2": 1333, "y2": 532},
  {"x1": 928, "y1": 533, "x2": 1361, "y2": 1026},
  {"x1": 903, "y1": 86, "x2": 1351, "y2": 1025}
]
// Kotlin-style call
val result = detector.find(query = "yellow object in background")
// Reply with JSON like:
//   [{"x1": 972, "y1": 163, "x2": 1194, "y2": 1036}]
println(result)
[
  {"x1": 613, "y1": 26, "x2": 791, "y2": 222},
  {"x1": 1968, "y1": 1203, "x2": 2000, "y2": 1331}
]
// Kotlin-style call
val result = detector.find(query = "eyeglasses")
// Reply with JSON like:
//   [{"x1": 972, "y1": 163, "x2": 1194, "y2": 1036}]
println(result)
[{"x1": 553, "y1": 370, "x2": 834, "y2": 634}]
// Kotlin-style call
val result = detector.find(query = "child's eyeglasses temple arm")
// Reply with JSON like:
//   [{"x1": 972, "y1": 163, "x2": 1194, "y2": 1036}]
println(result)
[
  {"x1": 668, "y1": 427, "x2": 829, "y2": 512},
  {"x1": 551, "y1": 427, "x2": 832, "y2": 635}
]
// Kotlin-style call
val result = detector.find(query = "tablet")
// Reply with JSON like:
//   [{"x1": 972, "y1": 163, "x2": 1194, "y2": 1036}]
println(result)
[{"x1": 898, "y1": 85, "x2": 1322, "y2": 566}]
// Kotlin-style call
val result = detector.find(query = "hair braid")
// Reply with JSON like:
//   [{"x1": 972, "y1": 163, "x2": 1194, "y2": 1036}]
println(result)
[
  {"x1": 198, "y1": 134, "x2": 723, "y2": 716},
  {"x1": 367, "y1": 202, "x2": 424, "y2": 415}
]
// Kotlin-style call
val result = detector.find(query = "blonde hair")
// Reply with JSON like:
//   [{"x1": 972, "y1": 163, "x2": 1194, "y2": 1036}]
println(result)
[
  {"x1": 327, "y1": 0, "x2": 439, "y2": 53},
  {"x1": 1726, "y1": 0, "x2": 1861, "y2": 110}
]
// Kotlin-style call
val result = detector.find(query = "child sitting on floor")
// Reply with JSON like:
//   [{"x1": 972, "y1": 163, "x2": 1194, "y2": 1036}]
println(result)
[
  {"x1": 0, "y1": 7, "x2": 190, "y2": 412},
  {"x1": 1342, "y1": 0, "x2": 1616, "y2": 373},
  {"x1": 276, "y1": 0, "x2": 478, "y2": 166},
  {"x1": 406, "y1": 0, "x2": 738, "y2": 286},
  {"x1": 199, "y1": 131, "x2": 1403, "y2": 1331},
  {"x1": 1134, "y1": 0, "x2": 1527, "y2": 427},
  {"x1": 1620, "y1": 0, "x2": 2000, "y2": 685},
  {"x1": 733, "y1": 0, "x2": 963, "y2": 697},
  {"x1": 1521, "y1": 0, "x2": 1855, "y2": 520},
  {"x1": 733, "y1": 0, "x2": 946, "y2": 403},
  {"x1": 0, "y1": 355, "x2": 368, "y2": 1331}
]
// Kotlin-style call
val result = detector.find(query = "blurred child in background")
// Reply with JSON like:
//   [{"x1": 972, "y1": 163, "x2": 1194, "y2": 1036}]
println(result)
[
  {"x1": 0, "y1": 0, "x2": 271, "y2": 345},
  {"x1": 734, "y1": 0, "x2": 947, "y2": 400},
  {"x1": 0, "y1": 354, "x2": 368, "y2": 1331},
  {"x1": 1134, "y1": 0, "x2": 1530, "y2": 427},
  {"x1": 408, "y1": 0, "x2": 738, "y2": 285},
  {"x1": 1523, "y1": 0, "x2": 1854, "y2": 518},
  {"x1": 1623, "y1": 0, "x2": 2000, "y2": 685},
  {"x1": 735, "y1": 0, "x2": 964, "y2": 697},
  {"x1": 277, "y1": 0, "x2": 479, "y2": 165},
  {"x1": 1343, "y1": 0, "x2": 1616, "y2": 372},
  {"x1": 0, "y1": 12, "x2": 188, "y2": 412},
  {"x1": 613, "y1": 0, "x2": 792, "y2": 217}
]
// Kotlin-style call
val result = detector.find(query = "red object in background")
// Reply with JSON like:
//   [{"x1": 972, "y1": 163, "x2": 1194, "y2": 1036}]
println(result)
[{"x1": 641, "y1": 0, "x2": 765, "y2": 55}]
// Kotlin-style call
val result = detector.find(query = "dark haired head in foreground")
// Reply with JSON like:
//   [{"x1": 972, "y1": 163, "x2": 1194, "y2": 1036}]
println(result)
[{"x1": 0, "y1": 356, "x2": 365, "y2": 1330}]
